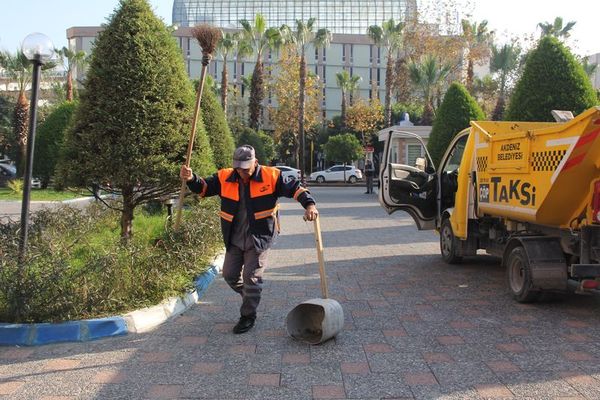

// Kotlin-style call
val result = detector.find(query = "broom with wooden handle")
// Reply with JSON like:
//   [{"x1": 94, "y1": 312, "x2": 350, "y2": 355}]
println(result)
[{"x1": 174, "y1": 24, "x2": 222, "y2": 230}]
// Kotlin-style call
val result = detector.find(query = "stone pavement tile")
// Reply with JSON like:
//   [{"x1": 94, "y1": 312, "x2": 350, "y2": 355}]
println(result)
[
  {"x1": 506, "y1": 350, "x2": 576, "y2": 372},
  {"x1": 502, "y1": 326, "x2": 530, "y2": 336},
  {"x1": 312, "y1": 384, "x2": 346, "y2": 399},
  {"x1": 403, "y1": 371, "x2": 438, "y2": 386},
  {"x1": 140, "y1": 351, "x2": 174, "y2": 363},
  {"x1": 334, "y1": 329, "x2": 388, "y2": 346},
  {"x1": 191, "y1": 361, "x2": 224, "y2": 374},
  {"x1": 429, "y1": 362, "x2": 499, "y2": 388},
  {"x1": 410, "y1": 385, "x2": 480, "y2": 400},
  {"x1": 341, "y1": 361, "x2": 370, "y2": 375},
  {"x1": 282, "y1": 352, "x2": 310, "y2": 364},
  {"x1": 310, "y1": 342, "x2": 367, "y2": 363},
  {"x1": 0, "y1": 381, "x2": 25, "y2": 395},
  {"x1": 561, "y1": 333, "x2": 593, "y2": 343},
  {"x1": 423, "y1": 352, "x2": 454, "y2": 364},
  {"x1": 343, "y1": 373, "x2": 412, "y2": 399},
  {"x1": 39, "y1": 396, "x2": 76, "y2": 400},
  {"x1": 281, "y1": 363, "x2": 343, "y2": 387},
  {"x1": 496, "y1": 342, "x2": 528, "y2": 353},
  {"x1": 363, "y1": 343, "x2": 394, "y2": 353},
  {"x1": 460, "y1": 326, "x2": 513, "y2": 345},
  {"x1": 444, "y1": 343, "x2": 508, "y2": 363},
  {"x1": 499, "y1": 371, "x2": 583, "y2": 398},
  {"x1": 561, "y1": 351, "x2": 594, "y2": 362},
  {"x1": 145, "y1": 384, "x2": 183, "y2": 399},
  {"x1": 366, "y1": 352, "x2": 430, "y2": 374},
  {"x1": 449, "y1": 321, "x2": 476, "y2": 329},
  {"x1": 248, "y1": 373, "x2": 280, "y2": 386},
  {"x1": 485, "y1": 360, "x2": 521, "y2": 373},
  {"x1": 436, "y1": 335, "x2": 465, "y2": 345},
  {"x1": 473, "y1": 384, "x2": 514, "y2": 398},
  {"x1": 91, "y1": 369, "x2": 128, "y2": 384},
  {"x1": 181, "y1": 335, "x2": 208, "y2": 345},
  {"x1": 43, "y1": 358, "x2": 82, "y2": 371},
  {"x1": 0, "y1": 348, "x2": 35, "y2": 361},
  {"x1": 563, "y1": 320, "x2": 591, "y2": 329}
]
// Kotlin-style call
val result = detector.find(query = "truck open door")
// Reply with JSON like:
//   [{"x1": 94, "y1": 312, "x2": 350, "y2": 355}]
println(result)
[{"x1": 379, "y1": 130, "x2": 437, "y2": 230}]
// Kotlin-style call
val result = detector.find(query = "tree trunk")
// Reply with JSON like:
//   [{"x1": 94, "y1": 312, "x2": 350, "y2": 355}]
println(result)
[
  {"x1": 492, "y1": 95, "x2": 505, "y2": 121},
  {"x1": 249, "y1": 59, "x2": 264, "y2": 130},
  {"x1": 394, "y1": 56, "x2": 410, "y2": 103},
  {"x1": 299, "y1": 52, "x2": 306, "y2": 181},
  {"x1": 66, "y1": 70, "x2": 74, "y2": 102},
  {"x1": 120, "y1": 185, "x2": 135, "y2": 241},
  {"x1": 221, "y1": 58, "x2": 228, "y2": 114},
  {"x1": 13, "y1": 91, "x2": 29, "y2": 176},
  {"x1": 384, "y1": 53, "x2": 394, "y2": 126},
  {"x1": 340, "y1": 90, "x2": 347, "y2": 129},
  {"x1": 466, "y1": 58, "x2": 474, "y2": 93}
]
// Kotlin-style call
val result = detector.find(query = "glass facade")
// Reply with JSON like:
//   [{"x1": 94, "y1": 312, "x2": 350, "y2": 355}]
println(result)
[{"x1": 172, "y1": 0, "x2": 418, "y2": 34}]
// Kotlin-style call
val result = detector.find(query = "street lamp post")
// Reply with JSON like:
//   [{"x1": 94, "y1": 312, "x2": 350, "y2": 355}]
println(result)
[{"x1": 18, "y1": 33, "x2": 54, "y2": 266}]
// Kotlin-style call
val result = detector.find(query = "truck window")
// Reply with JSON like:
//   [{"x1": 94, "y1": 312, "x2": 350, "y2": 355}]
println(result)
[{"x1": 442, "y1": 135, "x2": 468, "y2": 173}]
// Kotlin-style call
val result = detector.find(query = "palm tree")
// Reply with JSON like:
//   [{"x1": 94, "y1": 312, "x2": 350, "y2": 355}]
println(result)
[
  {"x1": 280, "y1": 18, "x2": 331, "y2": 180},
  {"x1": 0, "y1": 50, "x2": 32, "y2": 173},
  {"x1": 490, "y1": 42, "x2": 520, "y2": 120},
  {"x1": 408, "y1": 55, "x2": 451, "y2": 125},
  {"x1": 367, "y1": 19, "x2": 404, "y2": 126},
  {"x1": 335, "y1": 70, "x2": 362, "y2": 128},
  {"x1": 538, "y1": 17, "x2": 576, "y2": 39},
  {"x1": 217, "y1": 32, "x2": 236, "y2": 113},
  {"x1": 461, "y1": 19, "x2": 493, "y2": 93},
  {"x1": 55, "y1": 47, "x2": 87, "y2": 101},
  {"x1": 240, "y1": 14, "x2": 281, "y2": 130}
]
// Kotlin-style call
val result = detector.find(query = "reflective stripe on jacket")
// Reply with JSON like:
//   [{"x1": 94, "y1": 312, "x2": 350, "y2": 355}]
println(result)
[{"x1": 187, "y1": 164, "x2": 315, "y2": 252}]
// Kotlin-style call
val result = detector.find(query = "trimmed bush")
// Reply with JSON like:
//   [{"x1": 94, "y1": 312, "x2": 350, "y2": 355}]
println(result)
[
  {"x1": 33, "y1": 101, "x2": 77, "y2": 188},
  {"x1": 237, "y1": 127, "x2": 275, "y2": 165},
  {"x1": 505, "y1": 36, "x2": 598, "y2": 121},
  {"x1": 323, "y1": 133, "x2": 363, "y2": 164},
  {"x1": 427, "y1": 82, "x2": 485, "y2": 167},
  {"x1": 57, "y1": 0, "x2": 215, "y2": 239},
  {"x1": 200, "y1": 79, "x2": 236, "y2": 169}
]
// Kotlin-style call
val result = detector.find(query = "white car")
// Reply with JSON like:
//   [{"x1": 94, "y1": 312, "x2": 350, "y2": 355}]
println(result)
[
  {"x1": 309, "y1": 165, "x2": 363, "y2": 184},
  {"x1": 275, "y1": 165, "x2": 301, "y2": 183}
]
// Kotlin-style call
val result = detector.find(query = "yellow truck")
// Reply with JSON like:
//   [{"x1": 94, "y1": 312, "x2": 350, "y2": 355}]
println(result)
[{"x1": 379, "y1": 107, "x2": 600, "y2": 302}]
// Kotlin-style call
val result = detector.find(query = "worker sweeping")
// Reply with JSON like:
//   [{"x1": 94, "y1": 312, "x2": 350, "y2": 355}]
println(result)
[{"x1": 180, "y1": 145, "x2": 318, "y2": 334}]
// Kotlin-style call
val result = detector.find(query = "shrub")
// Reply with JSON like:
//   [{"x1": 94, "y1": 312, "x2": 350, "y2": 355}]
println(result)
[
  {"x1": 57, "y1": 0, "x2": 215, "y2": 240},
  {"x1": 427, "y1": 82, "x2": 485, "y2": 168},
  {"x1": 33, "y1": 101, "x2": 77, "y2": 188},
  {"x1": 505, "y1": 36, "x2": 598, "y2": 121},
  {"x1": 0, "y1": 200, "x2": 222, "y2": 323},
  {"x1": 323, "y1": 133, "x2": 363, "y2": 164},
  {"x1": 200, "y1": 78, "x2": 236, "y2": 169},
  {"x1": 237, "y1": 127, "x2": 275, "y2": 165}
]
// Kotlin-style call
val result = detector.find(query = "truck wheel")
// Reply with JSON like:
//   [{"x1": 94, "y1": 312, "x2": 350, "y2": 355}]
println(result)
[
  {"x1": 440, "y1": 218, "x2": 462, "y2": 264},
  {"x1": 507, "y1": 246, "x2": 540, "y2": 303}
]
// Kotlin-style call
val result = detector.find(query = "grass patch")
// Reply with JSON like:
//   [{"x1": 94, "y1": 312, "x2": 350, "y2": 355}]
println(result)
[
  {"x1": 0, "y1": 198, "x2": 222, "y2": 323},
  {"x1": 0, "y1": 188, "x2": 90, "y2": 201}
]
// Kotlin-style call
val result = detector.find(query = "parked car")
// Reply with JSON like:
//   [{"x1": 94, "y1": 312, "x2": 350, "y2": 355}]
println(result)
[
  {"x1": 0, "y1": 163, "x2": 16, "y2": 187},
  {"x1": 309, "y1": 165, "x2": 363, "y2": 184},
  {"x1": 275, "y1": 165, "x2": 301, "y2": 183}
]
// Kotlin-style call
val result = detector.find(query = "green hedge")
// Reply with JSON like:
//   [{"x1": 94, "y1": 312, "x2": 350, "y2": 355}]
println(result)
[
  {"x1": 506, "y1": 36, "x2": 598, "y2": 121},
  {"x1": 0, "y1": 199, "x2": 222, "y2": 323}
]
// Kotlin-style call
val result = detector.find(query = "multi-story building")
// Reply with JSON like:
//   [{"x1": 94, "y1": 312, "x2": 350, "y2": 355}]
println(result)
[{"x1": 68, "y1": 0, "x2": 418, "y2": 124}]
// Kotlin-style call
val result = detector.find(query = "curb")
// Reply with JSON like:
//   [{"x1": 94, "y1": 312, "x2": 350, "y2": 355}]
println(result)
[{"x1": 0, "y1": 253, "x2": 225, "y2": 346}]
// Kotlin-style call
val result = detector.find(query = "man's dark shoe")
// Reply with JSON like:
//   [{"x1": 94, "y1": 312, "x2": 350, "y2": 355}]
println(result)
[{"x1": 233, "y1": 316, "x2": 255, "y2": 334}]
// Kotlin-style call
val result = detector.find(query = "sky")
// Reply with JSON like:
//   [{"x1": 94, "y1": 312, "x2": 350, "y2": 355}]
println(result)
[{"x1": 0, "y1": 0, "x2": 598, "y2": 57}]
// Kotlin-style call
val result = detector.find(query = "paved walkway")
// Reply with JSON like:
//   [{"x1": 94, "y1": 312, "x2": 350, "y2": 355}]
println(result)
[{"x1": 2, "y1": 187, "x2": 600, "y2": 399}]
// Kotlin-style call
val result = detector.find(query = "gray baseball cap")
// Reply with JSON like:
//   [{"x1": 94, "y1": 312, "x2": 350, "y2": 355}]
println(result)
[{"x1": 232, "y1": 145, "x2": 256, "y2": 169}]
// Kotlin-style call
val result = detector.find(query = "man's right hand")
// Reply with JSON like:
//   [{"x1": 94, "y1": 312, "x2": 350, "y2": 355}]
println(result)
[{"x1": 180, "y1": 165, "x2": 193, "y2": 182}]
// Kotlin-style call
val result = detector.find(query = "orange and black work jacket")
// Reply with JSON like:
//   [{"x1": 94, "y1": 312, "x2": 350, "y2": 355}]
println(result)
[{"x1": 187, "y1": 165, "x2": 315, "y2": 252}]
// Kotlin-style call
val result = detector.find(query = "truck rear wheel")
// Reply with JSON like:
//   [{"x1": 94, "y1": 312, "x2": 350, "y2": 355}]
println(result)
[
  {"x1": 507, "y1": 246, "x2": 540, "y2": 303},
  {"x1": 440, "y1": 218, "x2": 462, "y2": 264}
]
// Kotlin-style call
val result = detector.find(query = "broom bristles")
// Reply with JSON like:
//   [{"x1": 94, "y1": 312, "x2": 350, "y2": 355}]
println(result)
[{"x1": 191, "y1": 24, "x2": 222, "y2": 56}]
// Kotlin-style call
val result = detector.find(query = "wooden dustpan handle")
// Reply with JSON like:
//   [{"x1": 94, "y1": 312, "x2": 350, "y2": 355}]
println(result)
[{"x1": 313, "y1": 216, "x2": 329, "y2": 299}]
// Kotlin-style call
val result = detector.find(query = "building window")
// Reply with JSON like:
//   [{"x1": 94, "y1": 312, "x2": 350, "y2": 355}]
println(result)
[
  {"x1": 342, "y1": 45, "x2": 346, "y2": 62},
  {"x1": 322, "y1": 48, "x2": 326, "y2": 62},
  {"x1": 406, "y1": 143, "x2": 424, "y2": 166},
  {"x1": 350, "y1": 44, "x2": 354, "y2": 63},
  {"x1": 369, "y1": 44, "x2": 373, "y2": 63},
  {"x1": 376, "y1": 68, "x2": 381, "y2": 87},
  {"x1": 315, "y1": 47, "x2": 319, "y2": 61},
  {"x1": 377, "y1": 47, "x2": 381, "y2": 64}
]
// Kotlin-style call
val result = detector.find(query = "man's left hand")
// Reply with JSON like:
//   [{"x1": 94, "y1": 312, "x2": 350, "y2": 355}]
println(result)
[{"x1": 304, "y1": 204, "x2": 319, "y2": 221}]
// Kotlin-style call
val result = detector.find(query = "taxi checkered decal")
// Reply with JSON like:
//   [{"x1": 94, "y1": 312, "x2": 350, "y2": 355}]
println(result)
[
  {"x1": 531, "y1": 150, "x2": 566, "y2": 171},
  {"x1": 476, "y1": 156, "x2": 488, "y2": 172}
]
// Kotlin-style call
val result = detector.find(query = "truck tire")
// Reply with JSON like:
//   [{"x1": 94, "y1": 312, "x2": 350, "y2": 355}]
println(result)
[
  {"x1": 506, "y1": 246, "x2": 540, "y2": 303},
  {"x1": 440, "y1": 218, "x2": 462, "y2": 264}
]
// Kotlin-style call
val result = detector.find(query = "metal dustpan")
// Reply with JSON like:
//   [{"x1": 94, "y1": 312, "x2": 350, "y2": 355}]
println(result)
[{"x1": 286, "y1": 216, "x2": 344, "y2": 344}]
